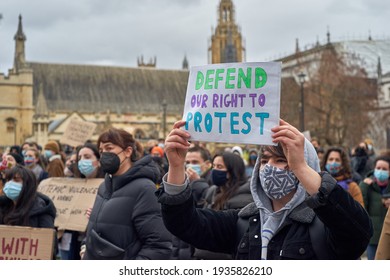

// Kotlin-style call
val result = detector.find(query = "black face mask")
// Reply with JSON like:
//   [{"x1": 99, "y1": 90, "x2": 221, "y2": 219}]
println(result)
[
  {"x1": 211, "y1": 169, "x2": 228, "y2": 187},
  {"x1": 100, "y1": 152, "x2": 121, "y2": 175},
  {"x1": 152, "y1": 156, "x2": 163, "y2": 165},
  {"x1": 68, "y1": 163, "x2": 76, "y2": 174}
]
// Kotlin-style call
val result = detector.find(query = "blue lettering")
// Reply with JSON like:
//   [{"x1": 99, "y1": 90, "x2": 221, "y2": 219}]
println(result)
[
  {"x1": 230, "y1": 112, "x2": 239, "y2": 134},
  {"x1": 205, "y1": 113, "x2": 212, "y2": 132},
  {"x1": 214, "y1": 112, "x2": 227, "y2": 133},
  {"x1": 194, "y1": 112, "x2": 203, "y2": 132},
  {"x1": 241, "y1": 112, "x2": 252, "y2": 134},
  {"x1": 255, "y1": 112, "x2": 270, "y2": 135},
  {"x1": 185, "y1": 112, "x2": 193, "y2": 130}
]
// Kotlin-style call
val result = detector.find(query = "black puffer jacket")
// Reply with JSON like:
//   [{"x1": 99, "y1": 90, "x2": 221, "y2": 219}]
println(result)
[
  {"x1": 29, "y1": 193, "x2": 56, "y2": 228},
  {"x1": 83, "y1": 155, "x2": 172, "y2": 260},
  {"x1": 0, "y1": 192, "x2": 56, "y2": 228}
]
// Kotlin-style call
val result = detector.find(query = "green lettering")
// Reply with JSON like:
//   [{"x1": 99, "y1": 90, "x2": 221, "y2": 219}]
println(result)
[
  {"x1": 225, "y1": 68, "x2": 236, "y2": 89},
  {"x1": 255, "y1": 68, "x2": 267, "y2": 88},
  {"x1": 214, "y1": 69, "x2": 225, "y2": 89},
  {"x1": 205, "y1": 69, "x2": 215, "y2": 90},
  {"x1": 195, "y1": 71, "x2": 205, "y2": 90},
  {"x1": 238, "y1": 68, "x2": 252, "y2": 89}
]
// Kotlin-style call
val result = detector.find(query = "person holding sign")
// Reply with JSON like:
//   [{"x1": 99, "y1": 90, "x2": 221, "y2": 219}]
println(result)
[
  {"x1": 157, "y1": 119, "x2": 373, "y2": 259},
  {"x1": 82, "y1": 128, "x2": 172, "y2": 260}
]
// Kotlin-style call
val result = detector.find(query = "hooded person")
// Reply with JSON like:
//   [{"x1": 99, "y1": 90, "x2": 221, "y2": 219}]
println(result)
[{"x1": 157, "y1": 119, "x2": 373, "y2": 260}]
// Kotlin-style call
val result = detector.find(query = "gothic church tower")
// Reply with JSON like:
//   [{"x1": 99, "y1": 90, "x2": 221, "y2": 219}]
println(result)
[{"x1": 208, "y1": 0, "x2": 245, "y2": 64}]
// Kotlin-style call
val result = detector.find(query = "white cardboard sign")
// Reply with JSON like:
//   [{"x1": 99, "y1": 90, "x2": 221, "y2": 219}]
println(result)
[{"x1": 182, "y1": 62, "x2": 281, "y2": 145}]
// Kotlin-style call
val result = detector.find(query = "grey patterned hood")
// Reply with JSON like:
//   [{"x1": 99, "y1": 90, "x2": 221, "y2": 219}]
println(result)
[{"x1": 250, "y1": 138, "x2": 321, "y2": 211}]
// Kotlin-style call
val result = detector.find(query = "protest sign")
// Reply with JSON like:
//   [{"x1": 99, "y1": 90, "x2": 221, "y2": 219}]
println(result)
[
  {"x1": 38, "y1": 178, "x2": 103, "y2": 231},
  {"x1": 0, "y1": 225, "x2": 55, "y2": 260},
  {"x1": 60, "y1": 118, "x2": 97, "y2": 147},
  {"x1": 182, "y1": 62, "x2": 281, "y2": 145}
]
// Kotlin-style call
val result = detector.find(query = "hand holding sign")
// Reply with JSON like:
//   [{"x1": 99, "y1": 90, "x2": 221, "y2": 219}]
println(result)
[{"x1": 164, "y1": 120, "x2": 190, "y2": 185}]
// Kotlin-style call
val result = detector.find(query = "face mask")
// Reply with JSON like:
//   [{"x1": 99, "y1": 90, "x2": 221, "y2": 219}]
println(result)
[
  {"x1": 211, "y1": 169, "x2": 228, "y2": 187},
  {"x1": 374, "y1": 169, "x2": 389, "y2": 183},
  {"x1": 186, "y1": 164, "x2": 202, "y2": 176},
  {"x1": 44, "y1": 150, "x2": 54, "y2": 159},
  {"x1": 100, "y1": 151, "x2": 123, "y2": 175},
  {"x1": 152, "y1": 156, "x2": 163, "y2": 165},
  {"x1": 78, "y1": 159, "x2": 97, "y2": 177},
  {"x1": 249, "y1": 155, "x2": 258, "y2": 161},
  {"x1": 259, "y1": 164, "x2": 298, "y2": 200},
  {"x1": 24, "y1": 156, "x2": 35, "y2": 166},
  {"x1": 3, "y1": 180, "x2": 23, "y2": 201},
  {"x1": 325, "y1": 162, "x2": 342, "y2": 175},
  {"x1": 22, "y1": 150, "x2": 27, "y2": 157}
]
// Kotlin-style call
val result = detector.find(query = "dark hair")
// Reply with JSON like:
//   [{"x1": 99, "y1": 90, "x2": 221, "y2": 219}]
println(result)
[
  {"x1": 2, "y1": 165, "x2": 38, "y2": 226},
  {"x1": 211, "y1": 152, "x2": 247, "y2": 210},
  {"x1": 188, "y1": 146, "x2": 211, "y2": 162},
  {"x1": 321, "y1": 146, "x2": 352, "y2": 178},
  {"x1": 374, "y1": 155, "x2": 390, "y2": 167},
  {"x1": 259, "y1": 143, "x2": 286, "y2": 164},
  {"x1": 75, "y1": 143, "x2": 104, "y2": 178},
  {"x1": 97, "y1": 128, "x2": 137, "y2": 162}
]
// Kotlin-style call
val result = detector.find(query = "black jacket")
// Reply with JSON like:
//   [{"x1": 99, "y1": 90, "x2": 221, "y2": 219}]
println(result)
[
  {"x1": 83, "y1": 155, "x2": 172, "y2": 260},
  {"x1": 0, "y1": 192, "x2": 56, "y2": 228},
  {"x1": 158, "y1": 173, "x2": 373, "y2": 260}
]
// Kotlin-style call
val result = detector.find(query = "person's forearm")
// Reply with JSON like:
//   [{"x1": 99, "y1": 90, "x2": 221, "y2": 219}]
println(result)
[
  {"x1": 167, "y1": 165, "x2": 186, "y2": 185},
  {"x1": 293, "y1": 163, "x2": 321, "y2": 196}
]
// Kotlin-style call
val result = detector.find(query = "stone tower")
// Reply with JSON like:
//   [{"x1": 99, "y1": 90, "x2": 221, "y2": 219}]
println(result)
[
  {"x1": 13, "y1": 15, "x2": 27, "y2": 73},
  {"x1": 208, "y1": 0, "x2": 245, "y2": 64},
  {"x1": 0, "y1": 15, "x2": 34, "y2": 149}
]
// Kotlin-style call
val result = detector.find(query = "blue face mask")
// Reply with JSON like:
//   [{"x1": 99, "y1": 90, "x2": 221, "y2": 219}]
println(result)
[
  {"x1": 44, "y1": 150, "x2": 54, "y2": 159},
  {"x1": 186, "y1": 164, "x2": 202, "y2": 176},
  {"x1": 78, "y1": 159, "x2": 97, "y2": 177},
  {"x1": 325, "y1": 162, "x2": 342, "y2": 175},
  {"x1": 3, "y1": 180, "x2": 23, "y2": 201},
  {"x1": 374, "y1": 169, "x2": 389, "y2": 183},
  {"x1": 249, "y1": 154, "x2": 258, "y2": 161}
]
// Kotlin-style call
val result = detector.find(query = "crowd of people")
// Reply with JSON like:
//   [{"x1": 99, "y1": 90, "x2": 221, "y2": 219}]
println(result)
[{"x1": 0, "y1": 120, "x2": 389, "y2": 260}]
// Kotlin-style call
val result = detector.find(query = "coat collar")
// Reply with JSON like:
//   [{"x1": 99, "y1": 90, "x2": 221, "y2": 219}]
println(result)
[{"x1": 238, "y1": 201, "x2": 315, "y2": 224}]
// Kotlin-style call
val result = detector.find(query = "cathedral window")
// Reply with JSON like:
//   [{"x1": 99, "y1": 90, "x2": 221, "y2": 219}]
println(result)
[{"x1": 5, "y1": 118, "x2": 17, "y2": 133}]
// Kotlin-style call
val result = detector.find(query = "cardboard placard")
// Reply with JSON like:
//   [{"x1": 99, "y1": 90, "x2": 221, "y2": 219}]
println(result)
[
  {"x1": 0, "y1": 225, "x2": 55, "y2": 260},
  {"x1": 60, "y1": 118, "x2": 97, "y2": 147},
  {"x1": 38, "y1": 178, "x2": 103, "y2": 231},
  {"x1": 182, "y1": 62, "x2": 281, "y2": 145}
]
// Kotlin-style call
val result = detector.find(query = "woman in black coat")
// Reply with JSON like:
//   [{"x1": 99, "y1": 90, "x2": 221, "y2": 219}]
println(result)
[
  {"x1": 0, "y1": 164, "x2": 56, "y2": 228},
  {"x1": 82, "y1": 128, "x2": 172, "y2": 260}
]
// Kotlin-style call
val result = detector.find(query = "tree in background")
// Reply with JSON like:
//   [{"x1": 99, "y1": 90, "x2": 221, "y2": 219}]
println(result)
[{"x1": 303, "y1": 45, "x2": 376, "y2": 147}]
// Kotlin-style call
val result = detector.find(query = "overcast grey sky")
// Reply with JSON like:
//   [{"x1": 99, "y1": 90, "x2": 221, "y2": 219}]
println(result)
[{"x1": 0, "y1": 0, "x2": 389, "y2": 74}]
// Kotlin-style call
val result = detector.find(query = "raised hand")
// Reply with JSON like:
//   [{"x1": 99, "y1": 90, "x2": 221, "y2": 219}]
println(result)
[{"x1": 164, "y1": 120, "x2": 191, "y2": 185}]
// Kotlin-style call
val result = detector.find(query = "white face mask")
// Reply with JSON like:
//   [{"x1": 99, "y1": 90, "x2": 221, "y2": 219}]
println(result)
[{"x1": 259, "y1": 164, "x2": 298, "y2": 200}]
